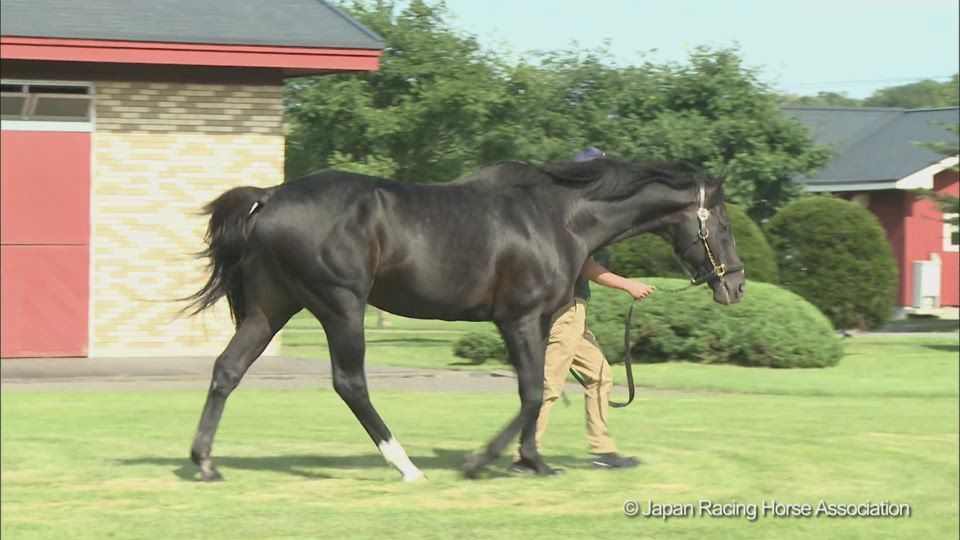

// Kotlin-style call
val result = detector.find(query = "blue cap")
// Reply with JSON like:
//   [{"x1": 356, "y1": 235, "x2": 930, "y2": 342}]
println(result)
[{"x1": 574, "y1": 146, "x2": 604, "y2": 162}]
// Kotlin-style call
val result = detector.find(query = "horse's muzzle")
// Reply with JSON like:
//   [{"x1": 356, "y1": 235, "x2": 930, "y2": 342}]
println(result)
[{"x1": 712, "y1": 270, "x2": 745, "y2": 305}]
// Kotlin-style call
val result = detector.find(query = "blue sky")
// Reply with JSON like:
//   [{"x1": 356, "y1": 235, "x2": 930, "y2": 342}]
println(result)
[{"x1": 441, "y1": 0, "x2": 959, "y2": 99}]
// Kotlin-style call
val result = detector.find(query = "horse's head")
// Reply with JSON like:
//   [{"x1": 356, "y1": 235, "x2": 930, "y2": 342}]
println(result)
[
  {"x1": 663, "y1": 173, "x2": 745, "y2": 305},
  {"x1": 542, "y1": 157, "x2": 745, "y2": 304}
]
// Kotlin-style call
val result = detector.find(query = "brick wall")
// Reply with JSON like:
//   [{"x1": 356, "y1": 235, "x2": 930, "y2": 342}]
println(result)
[
  {"x1": 91, "y1": 81, "x2": 285, "y2": 356},
  {"x1": 95, "y1": 82, "x2": 283, "y2": 135}
]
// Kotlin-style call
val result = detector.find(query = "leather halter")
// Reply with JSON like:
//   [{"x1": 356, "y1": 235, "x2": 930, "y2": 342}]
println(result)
[{"x1": 677, "y1": 183, "x2": 744, "y2": 287}]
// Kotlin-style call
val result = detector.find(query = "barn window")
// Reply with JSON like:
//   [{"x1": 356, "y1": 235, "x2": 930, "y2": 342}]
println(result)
[
  {"x1": 945, "y1": 214, "x2": 959, "y2": 253},
  {"x1": 0, "y1": 82, "x2": 93, "y2": 122}
]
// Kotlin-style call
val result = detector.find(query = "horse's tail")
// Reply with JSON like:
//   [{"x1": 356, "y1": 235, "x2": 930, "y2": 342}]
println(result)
[{"x1": 181, "y1": 185, "x2": 276, "y2": 328}]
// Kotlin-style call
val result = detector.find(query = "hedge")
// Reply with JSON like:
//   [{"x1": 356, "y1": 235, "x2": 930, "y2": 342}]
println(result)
[
  {"x1": 451, "y1": 277, "x2": 843, "y2": 368},
  {"x1": 609, "y1": 203, "x2": 779, "y2": 283},
  {"x1": 586, "y1": 278, "x2": 843, "y2": 368},
  {"x1": 453, "y1": 332, "x2": 507, "y2": 365},
  {"x1": 765, "y1": 197, "x2": 898, "y2": 330}
]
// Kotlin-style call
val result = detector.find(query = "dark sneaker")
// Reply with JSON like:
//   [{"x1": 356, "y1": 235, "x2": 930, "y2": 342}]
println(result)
[
  {"x1": 510, "y1": 460, "x2": 565, "y2": 476},
  {"x1": 591, "y1": 452, "x2": 641, "y2": 469}
]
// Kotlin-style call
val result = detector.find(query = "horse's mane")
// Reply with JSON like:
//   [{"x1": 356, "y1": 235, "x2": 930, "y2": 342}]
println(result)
[
  {"x1": 459, "y1": 158, "x2": 712, "y2": 200},
  {"x1": 453, "y1": 161, "x2": 545, "y2": 188}
]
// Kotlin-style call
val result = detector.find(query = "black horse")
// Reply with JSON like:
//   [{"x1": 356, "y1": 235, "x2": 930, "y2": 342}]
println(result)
[{"x1": 184, "y1": 157, "x2": 745, "y2": 482}]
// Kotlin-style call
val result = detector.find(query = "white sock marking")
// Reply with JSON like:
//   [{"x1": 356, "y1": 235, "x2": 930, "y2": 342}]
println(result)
[{"x1": 378, "y1": 438, "x2": 425, "y2": 482}]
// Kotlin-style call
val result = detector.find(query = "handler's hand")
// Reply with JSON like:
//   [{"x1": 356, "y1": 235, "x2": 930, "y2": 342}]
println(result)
[{"x1": 625, "y1": 281, "x2": 655, "y2": 300}]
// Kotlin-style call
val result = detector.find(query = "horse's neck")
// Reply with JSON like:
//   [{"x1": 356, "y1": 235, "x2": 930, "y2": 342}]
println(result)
[{"x1": 567, "y1": 190, "x2": 681, "y2": 252}]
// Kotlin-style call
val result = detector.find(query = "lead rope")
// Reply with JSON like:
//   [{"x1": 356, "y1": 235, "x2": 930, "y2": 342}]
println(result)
[
  {"x1": 609, "y1": 299, "x2": 636, "y2": 408},
  {"x1": 568, "y1": 298, "x2": 637, "y2": 410}
]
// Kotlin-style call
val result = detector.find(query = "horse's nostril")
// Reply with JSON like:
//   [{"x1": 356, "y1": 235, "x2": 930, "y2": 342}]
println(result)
[{"x1": 737, "y1": 282, "x2": 745, "y2": 295}]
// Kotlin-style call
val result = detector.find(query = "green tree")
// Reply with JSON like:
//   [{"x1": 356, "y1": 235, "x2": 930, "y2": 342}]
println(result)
[
  {"x1": 863, "y1": 75, "x2": 959, "y2": 108},
  {"x1": 914, "y1": 188, "x2": 960, "y2": 227},
  {"x1": 475, "y1": 46, "x2": 639, "y2": 164},
  {"x1": 285, "y1": 3, "x2": 831, "y2": 220},
  {"x1": 285, "y1": 0, "x2": 507, "y2": 183},
  {"x1": 642, "y1": 48, "x2": 833, "y2": 220},
  {"x1": 913, "y1": 122, "x2": 960, "y2": 227},
  {"x1": 494, "y1": 47, "x2": 832, "y2": 220},
  {"x1": 779, "y1": 91, "x2": 862, "y2": 107}
]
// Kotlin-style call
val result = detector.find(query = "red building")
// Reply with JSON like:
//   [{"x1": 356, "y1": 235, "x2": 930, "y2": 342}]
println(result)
[
  {"x1": 1, "y1": 0, "x2": 382, "y2": 358},
  {"x1": 786, "y1": 106, "x2": 959, "y2": 317}
]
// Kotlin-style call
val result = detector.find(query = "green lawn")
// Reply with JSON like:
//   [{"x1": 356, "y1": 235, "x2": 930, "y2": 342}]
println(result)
[
  {"x1": 614, "y1": 337, "x2": 959, "y2": 397},
  {"x1": 284, "y1": 310, "x2": 959, "y2": 397},
  {"x1": 2, "y1": 335, "x2": 958, "y2": 539},
  {"x1": 283, "y1": 309, "x2": 498, "y2": 371}
]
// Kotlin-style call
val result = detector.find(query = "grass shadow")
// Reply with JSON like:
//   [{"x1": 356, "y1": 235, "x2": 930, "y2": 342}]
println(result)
[
  {"x1": 923, "y1": 343, "x2": 959, "y2": 353},
  {"x1": 117, "y1": 447, "x2": 590, "y2": 481},
  {"x1": 285, "y1": 338, "x2": 453, "y2": 348},
  {"x1": 364, "y1": 338, "x2": 453, "y2": 345},
  {"x1": 445, "y1": 361, "x2": 512, "y2": 369}
]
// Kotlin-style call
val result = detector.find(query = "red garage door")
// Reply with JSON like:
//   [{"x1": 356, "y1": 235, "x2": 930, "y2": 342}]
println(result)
[{"x1": 1, "y1": 129, "x2": 90, "y2": 357}]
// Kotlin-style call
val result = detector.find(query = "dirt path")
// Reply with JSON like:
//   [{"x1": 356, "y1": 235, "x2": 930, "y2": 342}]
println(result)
[{"x1": 0, "y1": 355, "x2": 699, "y2": 396}]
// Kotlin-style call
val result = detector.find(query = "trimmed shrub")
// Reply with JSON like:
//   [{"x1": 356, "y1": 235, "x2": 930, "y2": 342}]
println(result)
[
  {"x1": 586, "y1": 277, "x2": 843, "y2": 368},
  {"x1": 450, "y1": 278, "x2": 843, "y2": 369},
  {"x1": 765, "y1": 197, "x2": 898, "y2": 330},
  {"x1": 453, "y1": 332, "x2": 506, "y2": 365},
  {"x1": 609, "y1": 203, "x2": 779, "y2": 283},
  {"x1": 608, "y1": 235, "x2": 681, "y2": 279}
]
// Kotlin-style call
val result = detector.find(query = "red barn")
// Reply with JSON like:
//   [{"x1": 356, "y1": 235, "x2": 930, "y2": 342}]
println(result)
[
  {"x1": 786, "y1": 105, "x2": 959, "y2": 318},
  {"x1": 1, "y1": 0, "x2": 382, "y2": 358}
]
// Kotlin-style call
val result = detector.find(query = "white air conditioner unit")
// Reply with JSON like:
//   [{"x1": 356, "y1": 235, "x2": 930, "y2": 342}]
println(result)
[{"x1": 912, "y1": 256, "x2": 941, "y2": 309}]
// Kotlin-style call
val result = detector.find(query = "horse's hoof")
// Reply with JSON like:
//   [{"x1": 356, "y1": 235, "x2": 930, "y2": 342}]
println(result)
[
  {"x1": 462, "y1": 458, "x2": 485, "y2": 480},
  {"x1": 536, "y1": 465, "x2": 564, "y2": 476},
  {"x1": 200, "y1": 468, "x2": 224, "y2": 482},
  {"x1": 513, "y1": 456, "x2": 563, "y2": 477},
  {"x1": 404, "y1": 473, "x2": 428, "y2": 484}
]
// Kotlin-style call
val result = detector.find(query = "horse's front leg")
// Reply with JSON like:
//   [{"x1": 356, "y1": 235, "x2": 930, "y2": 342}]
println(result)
[{"x1": 464, "y1": 314, "x2": 553, "y2": 478}]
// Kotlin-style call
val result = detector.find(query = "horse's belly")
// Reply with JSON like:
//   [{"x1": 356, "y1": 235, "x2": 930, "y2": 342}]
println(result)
[{"x1": 367, "y1": 276, "x2": 492, "y2": 322}]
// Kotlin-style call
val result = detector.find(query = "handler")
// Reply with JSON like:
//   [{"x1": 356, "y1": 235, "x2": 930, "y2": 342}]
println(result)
[{"x1": 513, "y1": 147, "x2": 656, "y2": 473}]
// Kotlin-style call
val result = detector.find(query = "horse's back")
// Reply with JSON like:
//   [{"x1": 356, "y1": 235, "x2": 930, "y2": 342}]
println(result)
[{"x1": 247, "y1": 167, "x2": 578, "y2": 322}]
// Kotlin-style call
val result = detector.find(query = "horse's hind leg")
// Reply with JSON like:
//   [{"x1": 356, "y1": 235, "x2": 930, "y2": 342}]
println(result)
[
  {"x1": 190, "y1": 284, "x2": 297, "y2": 481},
  {"x1": 307, "y1": 289, "x2": 426, "y2": 482}
]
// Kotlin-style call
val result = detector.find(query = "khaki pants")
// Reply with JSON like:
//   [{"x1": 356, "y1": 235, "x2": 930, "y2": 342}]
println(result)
[{"x1": 517, "y1": 298, "x2": 616, "y2": 458}]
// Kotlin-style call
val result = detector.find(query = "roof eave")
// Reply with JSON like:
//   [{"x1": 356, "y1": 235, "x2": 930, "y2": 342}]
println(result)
[
  {"x1": 801, "y1": 156, "x2": 959, "y2": 193},
  {"x1": 803, "y1": 180, "x2": 899, "y2": 192},
  {"x1": 0, "y1": 36, "x2": 381, "y2": 73},
  {"x1": 894, "y1": 156, "x2": 959, "y2": 190}
]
